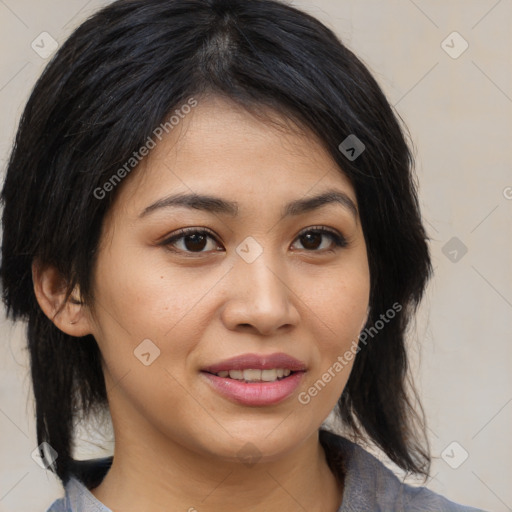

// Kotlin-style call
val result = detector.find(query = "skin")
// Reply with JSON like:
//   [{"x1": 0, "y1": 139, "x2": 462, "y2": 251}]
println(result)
[{"x1": 33, "y1": 96, "x2": 370, "y2": 512}]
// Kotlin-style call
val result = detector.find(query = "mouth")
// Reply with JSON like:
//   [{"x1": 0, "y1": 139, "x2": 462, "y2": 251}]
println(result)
[
  {"x1": 204, "y1": 368, "x2": 296, "y2": 383},
  {"x1": 200, "y1": 353, "x2": 306, "y2": 406},
  {"x1": 201, "y1": 352, "x2": 306, "y2": 374}
]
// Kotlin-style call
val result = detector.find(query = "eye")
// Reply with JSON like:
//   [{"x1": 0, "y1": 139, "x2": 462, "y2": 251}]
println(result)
[
  {"x1": 161, "y1": 228, "x2": 222, "y2": 254},
  {"x1": 291, "y1": 226, "x2": 348, "y2": 252},
  {"x1": 160, "y1": 226, "x2": 348, "y2": 256}
]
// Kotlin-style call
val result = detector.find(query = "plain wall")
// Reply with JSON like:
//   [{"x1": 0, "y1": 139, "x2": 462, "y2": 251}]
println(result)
[{"x1": 0, "y1": 1, "x2": 510, "y2": 510}]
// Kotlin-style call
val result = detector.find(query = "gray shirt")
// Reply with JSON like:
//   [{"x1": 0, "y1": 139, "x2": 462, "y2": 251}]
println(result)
[{"x1": 45, "y1": 432, "x2": 486, "y2": 511}]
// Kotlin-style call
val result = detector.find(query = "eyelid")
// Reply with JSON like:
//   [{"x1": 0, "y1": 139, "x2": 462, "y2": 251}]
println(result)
[
  {"x1": 162, "y1": 226, "x2": 219, "y2": 242},
  {"x1": 295, "y1": 225, "x2": 343, "y2": 239}
]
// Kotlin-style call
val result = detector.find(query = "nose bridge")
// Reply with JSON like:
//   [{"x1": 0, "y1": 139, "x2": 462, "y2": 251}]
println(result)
[
  {"x1": 239, "y1": 243, "x2": 288, "y2": 306},
  {"x1": 236, "y1": 234, "x2": 283, "y2": 289},
  {"x1": 243, "y1": 249, "x2": 284, "y2": 298},
  {"x1": 221, "y1": 240, "x2": 299, "y2": 334}
]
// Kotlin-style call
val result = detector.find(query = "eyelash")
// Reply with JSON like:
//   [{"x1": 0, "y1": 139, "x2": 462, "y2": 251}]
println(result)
[{"x1": 160, "y1": 226, "x2": 348, "y2": 256}]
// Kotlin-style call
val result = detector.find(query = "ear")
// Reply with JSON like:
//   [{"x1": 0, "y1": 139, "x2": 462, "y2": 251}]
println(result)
[{"x1": 32, "y1": 260, "x2": 93, "y2": 337}]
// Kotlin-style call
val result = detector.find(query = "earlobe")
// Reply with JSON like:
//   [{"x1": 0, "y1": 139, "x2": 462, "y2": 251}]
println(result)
[{"x1": 31, "y1": 261, "x2": 92, "y2": 337}]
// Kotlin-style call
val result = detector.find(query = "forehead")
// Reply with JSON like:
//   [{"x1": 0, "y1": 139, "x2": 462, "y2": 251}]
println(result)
[{"x1": 110, "y1": 96, "x2": 357, "y2": 217}]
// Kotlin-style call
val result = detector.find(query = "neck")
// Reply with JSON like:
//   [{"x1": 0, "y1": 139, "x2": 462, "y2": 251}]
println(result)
[{"x1": 90, "y1": 423, "x2": 343, "y2": 512}]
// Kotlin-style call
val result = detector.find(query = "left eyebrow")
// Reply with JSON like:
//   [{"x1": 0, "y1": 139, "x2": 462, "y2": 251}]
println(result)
[
  {"x1": 282, "y1": 190, "x2": 358, "y2": 219},
  {"x1": 139, "y1": 189, "x2": 358, "y2": 220}
]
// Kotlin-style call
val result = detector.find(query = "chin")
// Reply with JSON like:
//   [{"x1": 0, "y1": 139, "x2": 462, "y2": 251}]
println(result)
[{"x1": 201, "y1": 424, "x2": 314, "y2": 464}]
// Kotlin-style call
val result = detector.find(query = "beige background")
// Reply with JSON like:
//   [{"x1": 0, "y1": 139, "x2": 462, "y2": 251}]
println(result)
[{"x1": 0, "y1": 0, "x2": 511, "y2": 510}]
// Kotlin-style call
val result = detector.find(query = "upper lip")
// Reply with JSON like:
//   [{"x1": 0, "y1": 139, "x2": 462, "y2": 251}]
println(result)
[{"x1": 201, "y1": 353, "x2": 307, "y2": 373}]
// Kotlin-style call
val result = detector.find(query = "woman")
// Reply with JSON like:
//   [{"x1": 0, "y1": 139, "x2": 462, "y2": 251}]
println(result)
[{"x1": 0, "y1": 0, "x2": 487, "y2": 510}]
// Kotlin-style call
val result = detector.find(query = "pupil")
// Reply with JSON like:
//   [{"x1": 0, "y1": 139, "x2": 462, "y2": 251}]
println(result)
[
  {"x1": 302, "y1": 232, "x2": 321, "y2": 250},
  {"x1": 185, "y1": 234, "x2": 207, "y2": 251}
]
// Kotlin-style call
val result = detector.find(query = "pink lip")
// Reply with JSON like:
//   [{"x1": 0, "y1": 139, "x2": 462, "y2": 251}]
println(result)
[
  {"x1": 201, "y1": 352, "x2": 306, "y2": 373},
  {"x1": 200, "y1": 352, "x2": 307, "y2": 407},
  {"x1": 201, "y1": 371, "x2": 305, "y2": 406}
]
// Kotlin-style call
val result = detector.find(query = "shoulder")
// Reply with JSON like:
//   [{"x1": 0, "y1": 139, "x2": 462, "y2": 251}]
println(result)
[
  {"x1": 45, "y1": 498, "x2": 68, "y2": 512},
  {"x1": 45, "y1": 478, "x2": 112, "y2": 511},
  {"x1": 319, "y1": 429, "x2": 488, "y2": 512},
  {"x1": 44, "y1": 457, "x2": 113, "y2": 512},
  {"x1": 45, "y1": 439, "x2": 488, "y2": 512}
]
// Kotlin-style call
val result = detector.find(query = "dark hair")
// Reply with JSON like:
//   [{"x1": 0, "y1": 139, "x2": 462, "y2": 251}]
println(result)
[{"x1": 1, "y1": 0, "x2": 432, "y2": 485}]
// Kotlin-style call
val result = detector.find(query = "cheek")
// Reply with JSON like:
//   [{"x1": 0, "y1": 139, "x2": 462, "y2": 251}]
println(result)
[
  {"x1": 92, "y1": 243, "x2": 215, "y2": 338},
  {"x1": 89, "y1": 252, "x2": 211, "y2": 437},
  {"x1": 297, "y1": 261, "x2": 369, "y2": 399},
  {"x1": 302, "y1": 262, "x2": 370, "y2": 340}
]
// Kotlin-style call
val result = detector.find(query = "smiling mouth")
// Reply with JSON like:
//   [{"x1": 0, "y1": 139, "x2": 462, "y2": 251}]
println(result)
[{"x1": 205, "y1": 368, "x2": 298, "y2": 383}]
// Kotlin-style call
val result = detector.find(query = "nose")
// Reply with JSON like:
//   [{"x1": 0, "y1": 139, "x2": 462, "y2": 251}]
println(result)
[{"x1": 220, "y1": 252, "x2": 300, "y2": 336}]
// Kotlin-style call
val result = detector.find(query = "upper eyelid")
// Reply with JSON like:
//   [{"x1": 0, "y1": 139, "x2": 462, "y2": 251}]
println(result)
[{"x1": 165, "y1": 226, "x2": 219, "y2": 242}]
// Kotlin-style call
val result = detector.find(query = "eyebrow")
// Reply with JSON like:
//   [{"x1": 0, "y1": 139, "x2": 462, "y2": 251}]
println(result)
[{"x1": 139, "y1": 189, "x2": 358, "y2": 220}]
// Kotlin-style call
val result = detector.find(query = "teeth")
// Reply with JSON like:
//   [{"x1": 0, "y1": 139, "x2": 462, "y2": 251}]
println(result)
[
  {"x1": 261, "y1": 369, "x2": 277, "y2": 382},
  {"x1": 242, "y1": 369, "x2": 261, "y2": 381},
  {"x1": 215, "y1": 368, "x2": 294, "y2": 382}
]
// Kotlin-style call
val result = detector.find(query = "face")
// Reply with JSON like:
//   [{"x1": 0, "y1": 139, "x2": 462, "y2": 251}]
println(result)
[{"x1": 86, "y1": 96, "x2": 370, "y2": 464}]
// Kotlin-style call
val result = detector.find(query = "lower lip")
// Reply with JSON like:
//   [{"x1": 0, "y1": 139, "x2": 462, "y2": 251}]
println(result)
[{"x1": 201, "y1": 371, "x2": 305, "y2": 406}]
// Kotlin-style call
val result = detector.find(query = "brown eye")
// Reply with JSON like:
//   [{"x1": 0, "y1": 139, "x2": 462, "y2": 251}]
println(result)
[
  {"x1": 182, "y1": 233, "x2": 209, "y2": 251},
  {"x1": 299, "y1": 232, "x2": 323, "y2": 250},
  {"x1": 162, "y1": 228, "x2": 222, "y2": 254},
  {"x1": 292, "y1": 227, "x2": 347, "y2": 252}
]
